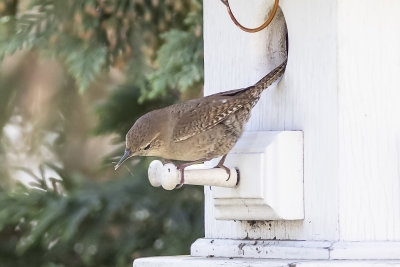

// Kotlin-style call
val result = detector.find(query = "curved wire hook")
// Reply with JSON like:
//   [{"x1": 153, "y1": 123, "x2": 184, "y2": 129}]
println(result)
[{"x1": 220, "y1": 0, "x2": 280, "y2": 33}]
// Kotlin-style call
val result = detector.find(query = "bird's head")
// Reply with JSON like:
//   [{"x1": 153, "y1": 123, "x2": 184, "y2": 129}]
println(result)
[{"x1": 114, "y1": 110, "x2": 165, "y2": 170}]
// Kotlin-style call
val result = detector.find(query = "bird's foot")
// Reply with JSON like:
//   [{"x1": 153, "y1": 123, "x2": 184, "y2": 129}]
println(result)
[
  {"x1": 175, "y1": 166, "x2": 185, "y2": 189},
  {"x1": 216, "y1": 154, "x2": 231, "y2": 181},
  {"x1": 175, "y1": 159, "x2": 207, "y2": 189},
  {"x1": 217, "y1": 164, "x2": 231, "y2": 181}
]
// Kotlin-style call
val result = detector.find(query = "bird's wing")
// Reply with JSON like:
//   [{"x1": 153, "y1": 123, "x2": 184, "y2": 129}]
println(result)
[
  {"x1": 172, "y1": 96, "x2": 247, "y2": 142},
  {"x1": 172, "y1": 60, "x2": 287, "y2": 142}
]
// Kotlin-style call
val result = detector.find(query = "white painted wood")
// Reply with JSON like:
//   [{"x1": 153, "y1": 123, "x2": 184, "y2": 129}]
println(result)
[
  {"x1": 336, "y1": 0, "x2": 400, "y2": 241},
  {"x1": 211, "y1": 131, "x2": 304, "y2": 220},
  {"x1": 148, "y1": 160, "x2": 163, "y2": 187},
  {"x1": 134, "y1": 0, "x2": 400, "y2": 265},
  {"x1": 330, "y1": 242, "x2": 400, "y2": 260},
  {"x1": 147, "y1": 160, "x2": 237, "y2": 190},
  {"x1": 191, "y1": 239, "x2": 400, "y2": 260},
  {"x1": 133, "y1": 256, "x2": 400, "y2": 267},
  {"x1": 203, "y1": 0, "x2": 339, "y2": 240},
  {"x1": 296, "y1": 262, "x2": 400, "y2": 267},
  {"x1": 133, "y1": 256, "x2": 300, "y2": 267},
  {"x1": 191, "y1": 239, "x2": 330, "y2": 260},
  {"x1": 202, "y1": 0, "x2": 400, "y2": 242}
]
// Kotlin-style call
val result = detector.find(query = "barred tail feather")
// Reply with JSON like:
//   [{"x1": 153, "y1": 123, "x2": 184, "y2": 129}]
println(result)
[{"x1": 248, "y1": 59, "x2": 288, "y2": 99}]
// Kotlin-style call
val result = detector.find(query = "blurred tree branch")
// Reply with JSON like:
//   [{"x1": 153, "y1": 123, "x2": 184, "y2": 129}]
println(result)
[{"x1": 0, "y1": 0, "x2": 205, "y2": 266}]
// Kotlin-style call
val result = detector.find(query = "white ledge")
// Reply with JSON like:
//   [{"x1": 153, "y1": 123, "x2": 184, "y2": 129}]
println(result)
[
  {"x1": 133, "y1": 256, "x2": 301, "y2": 267},
  {"x1": 191, "y1": 239, "x2": 400, "y2": 260},
  {"x1": 133, "y1": 256, "x2": 400, "y2": 267}
]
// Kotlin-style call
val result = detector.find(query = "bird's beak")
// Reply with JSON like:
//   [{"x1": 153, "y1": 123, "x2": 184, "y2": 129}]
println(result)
[{"x1": 114, "y1": 149, "x2": 131, "y2": 170}]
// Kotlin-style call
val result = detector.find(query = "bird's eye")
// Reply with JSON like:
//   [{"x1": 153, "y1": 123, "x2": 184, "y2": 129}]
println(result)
[{"x1": 144, "y1": 144, "x2": 151, "y2": 150}]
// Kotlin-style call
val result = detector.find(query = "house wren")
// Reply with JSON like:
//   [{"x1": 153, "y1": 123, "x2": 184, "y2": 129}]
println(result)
[{"x1": 115, "y1": 59, "x2": 287, "y2": 185}]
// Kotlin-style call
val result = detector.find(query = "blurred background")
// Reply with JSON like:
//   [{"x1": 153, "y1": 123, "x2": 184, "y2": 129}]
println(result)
[{"x1": 0, "y1": 0, "x2": 204, "y2": 266}]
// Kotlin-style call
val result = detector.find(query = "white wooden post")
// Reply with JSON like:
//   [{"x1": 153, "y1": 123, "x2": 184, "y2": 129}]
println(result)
[{"x1": 134, "y1": 0, "x2": 400, "y2": 266}]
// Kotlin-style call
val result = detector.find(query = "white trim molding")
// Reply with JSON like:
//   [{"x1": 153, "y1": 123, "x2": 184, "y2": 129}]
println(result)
[
  {"x1": 191, "y1": 239, "x2": 400, "y2": 260},
  {"x1": 134, "y1": 256, "x2": 400, "y2": 267}
]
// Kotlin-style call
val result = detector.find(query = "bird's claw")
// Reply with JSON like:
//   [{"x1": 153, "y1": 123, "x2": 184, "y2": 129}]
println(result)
[
  {"x1": 217, "y1": 165, "x2": 231, "y2": 181},
  {"x1": 175, "y1": 167, "x2": 185, "y2": 189}
]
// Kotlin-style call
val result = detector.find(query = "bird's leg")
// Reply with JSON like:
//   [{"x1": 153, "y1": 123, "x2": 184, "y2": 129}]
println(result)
[
  {"x1": 175, "y1": 159, "x2": 207, "y2": 189},
  {"x1": 175, "y1": 166, "x2": 186, "y2": 189},
  {"x1": 217, "y1": 154, "x2": 231, "y2": 181}
]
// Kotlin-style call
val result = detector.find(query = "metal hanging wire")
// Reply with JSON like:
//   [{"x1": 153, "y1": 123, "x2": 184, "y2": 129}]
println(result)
[{"x1": 220, "y1": 0, "x2": 280, "y2": 33}]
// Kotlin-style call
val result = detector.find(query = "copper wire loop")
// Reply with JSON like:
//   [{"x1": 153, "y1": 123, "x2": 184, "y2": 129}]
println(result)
[{"x1": 220, "y1": 0, "x2": 280, "y2": 33}]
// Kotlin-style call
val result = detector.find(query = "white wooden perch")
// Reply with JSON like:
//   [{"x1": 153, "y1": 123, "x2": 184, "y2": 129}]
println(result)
[{"x1": 148, "y1": 160, "x2": 238, "y2": 190}]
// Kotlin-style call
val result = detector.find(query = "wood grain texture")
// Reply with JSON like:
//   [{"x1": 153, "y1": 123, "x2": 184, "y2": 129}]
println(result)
[
  {"x1": 203, "y1": 0, "x2": 339, "y2": 240},
  {"x1": 337, "y1": 0, "x2": 400, "y2": 240}
]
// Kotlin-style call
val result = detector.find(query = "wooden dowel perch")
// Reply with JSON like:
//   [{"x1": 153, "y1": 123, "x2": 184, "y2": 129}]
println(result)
[{"x1": 148, "y1": 160, "x2": 238, "y2": 190}]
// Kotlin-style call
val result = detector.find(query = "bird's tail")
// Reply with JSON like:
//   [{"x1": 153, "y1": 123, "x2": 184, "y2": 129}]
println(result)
[{"x1": 247, "y1": 59, "x2": 288, "y2": 100}]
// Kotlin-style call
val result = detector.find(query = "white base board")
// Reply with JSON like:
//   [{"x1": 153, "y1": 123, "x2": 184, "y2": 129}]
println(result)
[
  {"x1": 191, "y1": 239, "x2": 400, "y2": 260},
  {"x1": 133, "y1": 256, "x2": 400, "y2": 267}
]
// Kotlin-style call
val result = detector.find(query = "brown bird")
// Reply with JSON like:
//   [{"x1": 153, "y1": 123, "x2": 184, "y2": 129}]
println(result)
[{"x1": 115, "y1": 59, "x2": 287, "y2": 186}]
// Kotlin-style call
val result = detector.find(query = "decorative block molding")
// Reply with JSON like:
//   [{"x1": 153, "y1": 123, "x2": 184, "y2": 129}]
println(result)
[{"x1": 211, "y1": 131, "x2": 304, "y2": 220}]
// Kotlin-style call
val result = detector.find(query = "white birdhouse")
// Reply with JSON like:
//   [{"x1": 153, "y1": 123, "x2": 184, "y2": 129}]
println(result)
[{"x1": 135, "y1": 0, "x2": 400, "y2": 266}]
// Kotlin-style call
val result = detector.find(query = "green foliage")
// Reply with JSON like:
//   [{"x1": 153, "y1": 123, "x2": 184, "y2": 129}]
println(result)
[
  {"x1": 0, "y1": 161, "x2": 203, "y2": 267},
  {"x1": 57, "y1": 38, "x2": 108, "y2": 94},
  {"x1": 0, "y1": 0, "x2": 205, "y2": 266},
  {"x1": 145, "y1": 3, "x2": 203, "y2": 100},
  {"x1": 0, "y1": 0, "x2": 203, "y2": 94}
]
